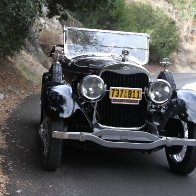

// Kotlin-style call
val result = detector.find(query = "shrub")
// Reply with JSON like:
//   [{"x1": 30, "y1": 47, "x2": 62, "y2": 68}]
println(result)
[
  {"x1": 0, "y1": 0, "x2": 43, "y2": 57},
  {"x1": 116, "y1": 3, "x2": 179, "y2": 63}
]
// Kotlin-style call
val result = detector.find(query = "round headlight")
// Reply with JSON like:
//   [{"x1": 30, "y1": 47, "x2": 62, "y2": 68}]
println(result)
[
  {"x1": 78, "y1": 75, "x2": 106, "y2": 101},
  {"x1": 147, "y1": 79, "x2": 173, "y2": 104}
]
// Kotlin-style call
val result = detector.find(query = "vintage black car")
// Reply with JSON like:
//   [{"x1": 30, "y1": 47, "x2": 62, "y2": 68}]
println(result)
[{"x1": 40, "y1": 27, "x2": 196, "y2": 174}]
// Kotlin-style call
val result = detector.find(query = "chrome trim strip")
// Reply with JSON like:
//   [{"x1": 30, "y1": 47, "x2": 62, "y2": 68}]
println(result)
[
  {"x1": 94, "y1": 122, "x2": 145, "y2": 131},
  {"x1": 64, "y1": 26, "x2": 150, "y2": 37}
]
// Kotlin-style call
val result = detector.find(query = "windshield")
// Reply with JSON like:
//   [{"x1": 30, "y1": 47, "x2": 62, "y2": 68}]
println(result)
[{"x1": 64, "y1": 27, "x2": 149, "y2": 64}]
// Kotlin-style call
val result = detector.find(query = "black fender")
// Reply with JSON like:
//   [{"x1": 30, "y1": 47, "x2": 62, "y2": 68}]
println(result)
[
  {"x1": 42, "y1": 82, "x2": 74, "y2": 119},
  {"x1": 159, "y1": 89, "x2": 196, "y2": 131},
  {"x1": 176, "y1": 89, "x2": 196, "y2": 123}
]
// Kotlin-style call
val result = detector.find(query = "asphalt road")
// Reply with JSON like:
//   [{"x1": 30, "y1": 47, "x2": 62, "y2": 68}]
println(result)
[{"x1": 3, "y1": 73, "x2": 196, "y2": 196}]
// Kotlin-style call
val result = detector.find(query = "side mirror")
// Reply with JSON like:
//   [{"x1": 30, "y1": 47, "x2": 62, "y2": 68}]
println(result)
[{"x1": 160, "y1": 58, "x2": 172, "y2": 69}]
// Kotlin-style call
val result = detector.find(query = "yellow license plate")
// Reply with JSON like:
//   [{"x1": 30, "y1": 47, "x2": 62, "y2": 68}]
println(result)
[{"x1": 109, "y1": 87, "x2": 142, "y2": 100}]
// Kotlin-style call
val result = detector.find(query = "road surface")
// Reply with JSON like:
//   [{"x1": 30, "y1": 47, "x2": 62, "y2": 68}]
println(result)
[{"x1": 2, "y1": 73, "x2": 196, "y2": 196}]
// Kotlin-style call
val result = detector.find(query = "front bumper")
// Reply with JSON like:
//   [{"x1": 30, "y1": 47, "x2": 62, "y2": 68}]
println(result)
[{"x1": 52, "y1": 128, "x2": 196, "y2": 150}]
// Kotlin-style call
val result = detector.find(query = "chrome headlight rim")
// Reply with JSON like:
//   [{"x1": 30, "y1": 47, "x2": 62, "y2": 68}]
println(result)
[
  {"x1": 78, "y1": 75, "x2": 106, "y2": 101},
  {"x1": 147, "y1": 79, "x2": 173, "y2": 105}
]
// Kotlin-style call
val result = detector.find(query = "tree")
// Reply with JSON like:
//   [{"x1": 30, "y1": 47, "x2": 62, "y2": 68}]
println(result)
[
  {"x1": 118, "y1": 3, "x2": 179, "y2": 63},
  {"x1": 46, "y1": 0, "x2": 124, "y2": 28},
  {"x1": 0, "y1": 0, "x2": 43, "y2": 57}
]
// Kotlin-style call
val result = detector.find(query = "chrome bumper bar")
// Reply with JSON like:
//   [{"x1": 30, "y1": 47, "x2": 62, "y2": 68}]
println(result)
[{"x1": 52, "y1": 128, "x2": 196, "y2": 150}]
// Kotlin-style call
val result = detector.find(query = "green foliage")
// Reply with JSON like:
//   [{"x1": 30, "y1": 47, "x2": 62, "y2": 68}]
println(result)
[
  {"x1": 46, "y1": 0, "x2": 126, "y2": 31},
  {"x1": 74, "y1": 0, "x2": 126, "y2": 30},
  {"x1": 0, "y1": 0, "x2": 43, "y2": 57},
  {"x1": 46, "y1": 0, "x2": 179, "y2": 63},
  {"x1": 117, "y1": 3, "x2": 179, "y2": 63},
  {"x1": 166, "y1": 0, "x2": 196, "y2": 21}
]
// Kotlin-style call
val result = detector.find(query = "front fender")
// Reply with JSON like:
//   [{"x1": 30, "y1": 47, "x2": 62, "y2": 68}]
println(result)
[
  {"x1": 177, "y1": 89, "x2": 196, "y2": 123},
  {"x1": 158, "y1": 89, "x2": 196, "y2": 131},
  {"x1": 42, "y1": 82, "x2": 74, "y2": 119}
]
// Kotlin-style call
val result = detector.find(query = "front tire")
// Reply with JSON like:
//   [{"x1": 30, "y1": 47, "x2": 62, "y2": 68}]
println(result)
[
  {"x1": 40, "y1": 114, "x2": 64, "y2": 171},
  {"x1": 165, "y1": 121, "x2": 196, "y2": 175}
]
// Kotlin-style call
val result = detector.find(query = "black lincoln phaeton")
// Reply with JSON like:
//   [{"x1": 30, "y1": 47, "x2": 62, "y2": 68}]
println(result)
[{"x1": 40, "y1": 27, "x2": 196, "y2": 174}]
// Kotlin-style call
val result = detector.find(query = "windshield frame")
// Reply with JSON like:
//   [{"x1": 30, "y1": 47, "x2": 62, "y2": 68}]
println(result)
[{"x1": 63, "y1": 27, "x2": 150, "y2": 65}]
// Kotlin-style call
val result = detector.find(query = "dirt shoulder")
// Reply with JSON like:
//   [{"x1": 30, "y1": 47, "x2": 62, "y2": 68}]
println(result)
[{"x1": 0, "y1": 58, "x2": 40, "y2": 195}]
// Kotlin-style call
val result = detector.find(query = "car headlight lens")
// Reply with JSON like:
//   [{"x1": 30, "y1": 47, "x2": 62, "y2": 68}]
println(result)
[
  {"x1": 147, "y1": 79, "x2": 173, "y2": 104},
  {"x1": 78, "y1": 75, "x2": 106, "y2": 101}
]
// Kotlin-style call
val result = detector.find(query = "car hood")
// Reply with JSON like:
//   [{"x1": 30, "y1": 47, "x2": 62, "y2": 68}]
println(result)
[
  {"x1": 71, "y1": 54, "x2": 120, "y2": 69},
  {"x1": 69, "y1": 54, "x2": 149, "y2": 76}
]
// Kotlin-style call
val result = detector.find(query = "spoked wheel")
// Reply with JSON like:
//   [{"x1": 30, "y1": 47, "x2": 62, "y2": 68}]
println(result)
[
  {"x1": 165, "y1": 120, "x2": 196, "y2": 175},
  {"x1": 40, "y1": 113, "x2": 64, "y2": 171}
]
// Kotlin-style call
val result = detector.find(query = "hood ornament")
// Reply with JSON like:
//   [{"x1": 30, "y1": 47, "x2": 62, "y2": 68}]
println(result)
[{"x1": 122, "y1": 49, "x2": 129, "y2": 62}]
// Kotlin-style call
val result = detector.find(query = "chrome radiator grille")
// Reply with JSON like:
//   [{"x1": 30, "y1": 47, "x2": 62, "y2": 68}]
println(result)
[{"x1": 96, "y1": 71, "x2": 149, "y2": 128}]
